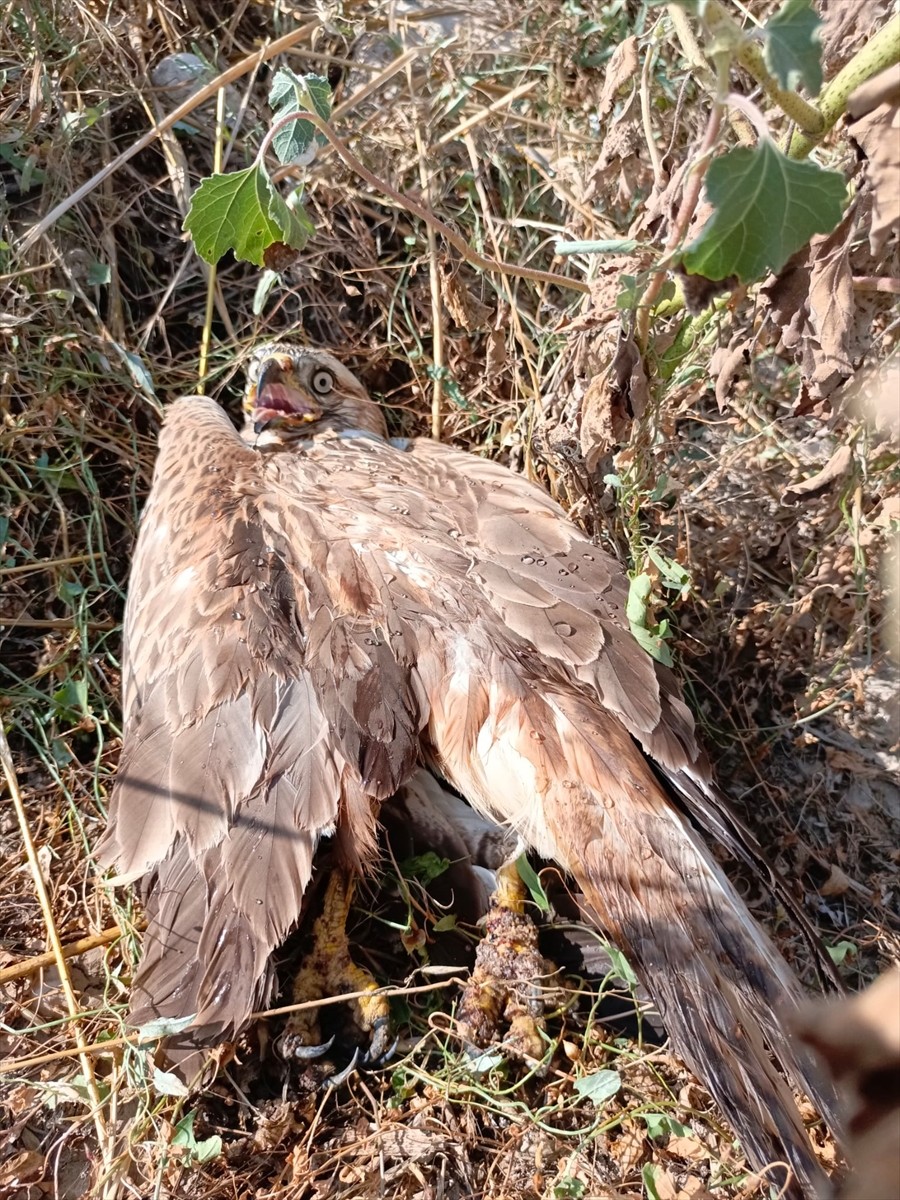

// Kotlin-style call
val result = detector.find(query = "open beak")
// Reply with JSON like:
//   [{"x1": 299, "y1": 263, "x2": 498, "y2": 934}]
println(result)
[{"x1": 245, "y1": 354, "x2": 322, "y2": 434}]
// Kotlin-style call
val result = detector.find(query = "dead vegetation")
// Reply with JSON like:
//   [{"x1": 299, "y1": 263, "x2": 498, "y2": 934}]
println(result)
[{"x1": 1, "y1": 1, "x2": 898, "y2": 1197}]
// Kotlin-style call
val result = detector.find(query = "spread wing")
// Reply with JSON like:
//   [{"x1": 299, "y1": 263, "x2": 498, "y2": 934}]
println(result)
[{"x1": 98, "y1": 398, "x2": 423, "y2": 1036}]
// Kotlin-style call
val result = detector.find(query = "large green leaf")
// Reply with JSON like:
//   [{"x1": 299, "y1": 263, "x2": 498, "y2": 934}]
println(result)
[
  {"x1": 268, "y1": 68, "x2": 332, "y2": 166},
  {"x1": 574, "y1": 1069, "x2": 622, "y2": 1105},
  {"x1": 183, "y1": 165, "x2": 314, "y2": 267},
  {"x1": 681, "y1": 140, "x2": 845, "y2": 283},
  {"x1": 765, "y1": 0, "x2": 823, "y2": 95},
  {"x1": 625, "y1": 573, "x2": 674, "y2": 667}
]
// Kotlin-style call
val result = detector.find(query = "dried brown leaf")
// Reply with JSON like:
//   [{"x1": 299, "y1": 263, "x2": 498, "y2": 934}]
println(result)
[
  {"x1": 634, "y1": 161, "x2": 689, "y2": 239},
  {"x1": 677, "y1": 1182, "x2": 715, "y2": 1200},
  {"x1": 587, "y1": 252, "x2": 653, "y2": 320},
  {"x1": 484, "y1": 323, "x2": 507, "y2": 380},
  {"x1": 818, "y1": 863, "x2": 853, "y2": 897},
  {"x1": 375, "y1": 1126, "x2": 450, "y2": 1162},
  {"x1": 440, "y1": 265, "x2": 492, "y2": 331},
  {"x1": 763, "y1": 207, "x2": 857, "y2": 408},
  {"x1": 849, "y1": 99, "x2": 900, "y2": 256},
  {"x1": 597, "y1": 36, "x2": 639, "y2": 120},
  {"x1": 806, "y1": 221, "x2": 855, "y2": 395},
  {"x1": 821, "y1": 0, "x2": 884, "y2": 74},
  {"x1": 847, "y1": 356, "x2": 900, "y2": 434},
  {"x1": 613, "y1": 1121, "x2": 648, "y2": 1172},
  {"x1": 651, "y1": 1165, "x2": 680, "y2": 1200},
  {"x1": 0, "y1": 1149, "x2": 44, "y2": 1187},
  {"x1": 824, "y1": 744, "x2": 885, "y2": 778},
  {"x1": 584, "y1": 93, "x2": 652, "y2": 210},
  {"x1": 875, "y1": 495, "x2": 900, "y2": 529},
  {"x1": 709, "y1": 337, "x2": 750, "y2": 410},
  {"x1": 665, "y1": 1133, "x2": 709, "y2": 1163},
  {"x1": 781, "y1": 444, "x2": 853, "y2": 505},
  {"x1": 580, "y1": 329, "x2": 648, "y2": 470}
]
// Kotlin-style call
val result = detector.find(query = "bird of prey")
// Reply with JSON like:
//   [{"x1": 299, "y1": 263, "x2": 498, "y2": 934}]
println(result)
[{"x1": 99, "y1": 343, "x2": 840, "y2": 1198}]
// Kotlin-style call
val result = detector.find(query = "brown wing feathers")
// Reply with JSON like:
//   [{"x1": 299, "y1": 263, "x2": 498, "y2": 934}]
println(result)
[
  {"x1": 103, "y1": 388, "x2": 838, "y2": 1196},
  {"x1": 99, "y1": 400, "x2": 421, "y2": 1036}
]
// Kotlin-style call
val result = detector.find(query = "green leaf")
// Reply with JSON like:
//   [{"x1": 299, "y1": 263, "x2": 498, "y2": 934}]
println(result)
[
  {"x1": 253, "y1": 268, "x2": 279, "y2": 315},
  {"x1": 827, "y1": 939, "x2": 857, "y2": 965},
  {"x1": 574, "y1": 1068, "x2": 621, "y2": 1105},
  {"x1": 626, "y1": 572, "x2": 652, "y2": 627},
  {"x1": 136, "y1": 1012, "x2": 198, "y2": 1040},
  {"x1": 268, "y1": 68, "x2": 332, "y2": 165},
  {"x1": 642, "y1": 1164, "x2": 663, "y2": 1200},
  {"x1": 603, "y1": 943, "x2": 639, "y2": 988},
  {"x1": 116, "y1": 345, "x2": 157, "y2": 397},
  {"x1": 555, "y1": 237, "x2": 640, "y2": 255},
  {"x1": 184, "y1": 165, "x2": 314, "y2": 267},
  {"x1": 51, "y1": 676, "x2": 90, "y2": 723},
  {"x1": 682, "y1": 140, "x2": 846, "y2": 283},
  {"x1": 516, "y1": 855, "x2": 550, "y2": 914},
  {"x1": 765, "y1": 0, "x2": 823, "y2": 96},
  {"x1": 467, "y1": 1050, "x2": 506, "y2": 1075},
  {"x1": 616, "y1": 274, "x2": 644, "y2": 309},
  {"x1": 631, "y1": 623, "x2": 674, "y2": 667},
  {"x1": 642, "y1": 1113, "x2": 693, "y2": 1140},
  {"x1": 427, "y1": 364, "x2": 471, "y2": 411},
  {"x1": 554, "y1": 1179, "x2": 587, "y2": 1198},
  {"x1": 58, "y1": 578, "x2": 84, "y2": 603},
  {"x1": 172, "y1": 1112, "x2": 222, "y2": 1165},
  {"x1": 647, "y1": 547, "x2": 692, "y2": 599},
  {"x1": 86, "y1": 261, "x2": 110, "y2": 286},
  {"x1": 626, "y1": 574, "x2": 675, "y2": 666},
  {"x1": 151, "y1": 1066, "x2": 189, "y2": 1097},
  {"x1": 400, "y1": 851, "x2": 450, "y2": 884}
]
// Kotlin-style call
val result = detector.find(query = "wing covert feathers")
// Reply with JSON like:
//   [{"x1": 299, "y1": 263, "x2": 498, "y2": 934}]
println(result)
[{"x1": 104, "y1": 395, "x2": 838, "y2": 1195}]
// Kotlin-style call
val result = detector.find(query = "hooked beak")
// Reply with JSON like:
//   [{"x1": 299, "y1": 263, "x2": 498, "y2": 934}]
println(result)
[{"x1": 245, "y1": 354, "x2": 322, "y2": 434}]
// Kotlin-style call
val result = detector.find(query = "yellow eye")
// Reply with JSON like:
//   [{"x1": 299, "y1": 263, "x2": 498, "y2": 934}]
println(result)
[{"x1": 311, "y1": 369, "x2": 333, "y2": 395}]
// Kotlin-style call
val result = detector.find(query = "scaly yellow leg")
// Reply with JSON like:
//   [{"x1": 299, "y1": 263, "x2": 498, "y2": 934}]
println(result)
[
  {"x1": 280, "y1": 869, "x2": 392, "y2": 1062},
  {"x1": 456, "y1": 859, "x2": 553, "y2": 1066}
]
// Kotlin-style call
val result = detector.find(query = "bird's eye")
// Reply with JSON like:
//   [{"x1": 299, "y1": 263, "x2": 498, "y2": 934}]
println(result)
[{"x1": 311, "y1": 369, "x2": 333, "y2": 395}]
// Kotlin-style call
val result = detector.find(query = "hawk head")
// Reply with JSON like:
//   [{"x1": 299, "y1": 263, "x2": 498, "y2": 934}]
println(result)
[{"x1": 243, "y1": 343, "x2": 388, "y2": 443}]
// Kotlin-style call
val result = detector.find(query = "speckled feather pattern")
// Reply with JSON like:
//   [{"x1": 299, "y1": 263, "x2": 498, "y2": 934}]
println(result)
[{"x1": 99, "y1": 380, "x2": 839, "y2": 1198}]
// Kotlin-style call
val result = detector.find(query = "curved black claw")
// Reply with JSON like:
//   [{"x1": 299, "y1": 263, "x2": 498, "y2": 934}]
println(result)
[
  {"x1": 278, "y1": 1032, "x2": 336, "y2": 1061},
  {"x1": 322, "y1": 1046, "x2": 360, "y2": 1089},
  {"x1": 361, "y1": 1017, "x2": 398, "y2": 1067}
]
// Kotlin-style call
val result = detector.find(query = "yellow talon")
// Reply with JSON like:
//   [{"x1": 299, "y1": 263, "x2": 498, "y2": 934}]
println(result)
[{"x1": 282, "y1": 870, "x2": 391, "y2": 1060}]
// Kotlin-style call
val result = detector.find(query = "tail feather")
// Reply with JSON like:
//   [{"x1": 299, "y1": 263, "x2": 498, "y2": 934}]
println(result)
[
  {"x1": 546, "y1": 690, "x2": 839, "y2": 1197},
  {"x1": 666, "y1": 764, "x2": 844, "y2": 993}
]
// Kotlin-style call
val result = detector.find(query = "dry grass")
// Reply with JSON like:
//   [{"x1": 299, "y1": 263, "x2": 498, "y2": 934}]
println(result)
[{"x1": 1, "y1": 1, "x2": 898, "y2": 1197}]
